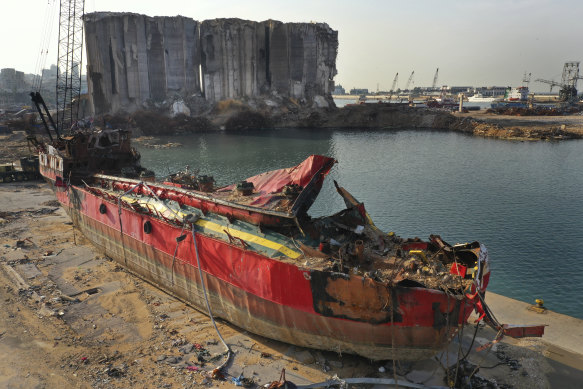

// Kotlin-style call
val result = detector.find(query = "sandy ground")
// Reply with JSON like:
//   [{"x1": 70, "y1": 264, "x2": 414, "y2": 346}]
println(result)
[
  {"x1": 0, "y1": 132, "x2": 35, "y2": 164},
  {"x1": 1, "y1": 182, "x2": 582, "y2": 388}
]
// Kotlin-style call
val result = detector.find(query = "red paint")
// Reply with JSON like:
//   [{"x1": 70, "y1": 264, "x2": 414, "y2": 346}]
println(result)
[
  {"x1": 63, "y1": 183, "x2": 477, "y2": 332},
  {"x1": 450, "y1": 263, "x2": 467, "y2": 277},
  {"x1": 402, "y1": 242, "x2": 429, "y2": 251}
]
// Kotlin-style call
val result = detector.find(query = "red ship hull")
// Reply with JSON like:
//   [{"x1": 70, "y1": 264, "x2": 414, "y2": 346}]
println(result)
[{"x1": 45, "y1": 174, "x2": 476, "y2": 360}]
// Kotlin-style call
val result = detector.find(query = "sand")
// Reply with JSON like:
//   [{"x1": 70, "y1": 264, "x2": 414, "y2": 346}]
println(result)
[{"x1": 1, "y1": 182, "x2": 583, "y2": 388}]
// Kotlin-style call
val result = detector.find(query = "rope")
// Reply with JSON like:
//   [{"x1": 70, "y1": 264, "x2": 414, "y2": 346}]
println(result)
[
  {"x1": 170, "y1": 224, "x2": 186, "y2": 285},
  {"x1": 460, "y1": 322, "x2": 480, "y2": 361},
  {"x1": 189, "y1": 222, "x2": 232, "y2": 372}
]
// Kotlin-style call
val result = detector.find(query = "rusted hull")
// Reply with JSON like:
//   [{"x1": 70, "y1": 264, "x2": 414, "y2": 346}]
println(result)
[{"x1": 48, "y1": 180, "x2": 474, "y2": 361}]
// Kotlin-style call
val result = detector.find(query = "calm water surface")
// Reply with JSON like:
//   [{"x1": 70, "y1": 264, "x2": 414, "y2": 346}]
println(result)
[{"x1": 137, "y1": 129, "x2": 583, "y2": 319}]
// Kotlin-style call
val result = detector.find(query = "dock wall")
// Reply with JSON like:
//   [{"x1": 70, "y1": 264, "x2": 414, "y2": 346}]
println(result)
[{"x1": 83, "y1": 13, "x2": 338, "y2": 115}]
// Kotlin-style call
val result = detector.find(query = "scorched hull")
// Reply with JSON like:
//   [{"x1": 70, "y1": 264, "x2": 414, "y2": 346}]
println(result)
[{"x1": 47, "y1": 178, "x2": 474, "y2": 361}]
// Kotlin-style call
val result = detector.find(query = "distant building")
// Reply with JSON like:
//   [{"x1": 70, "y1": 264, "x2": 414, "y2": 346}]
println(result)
[
  {"x1": 81, "y1": 74, "x2": 88, "y2": 94},
  {"x1": 446, "y1": 86, "x2": 472, "y2": 94},
  {"x1": 473, "y1": 86, "x2": 507, "y2": 97},
  {"x1": 334, "y1": 84, "x2": 346, "y2": 95},
  {"x1": 41, "y1": 64, "x2": 58, "y2": 79},
  {"x1": 349, "y1": 88, "x2": 369, "y2": 95},
  {"x1": 0, "y1": 68, "x2": 26, "y2": 92}
]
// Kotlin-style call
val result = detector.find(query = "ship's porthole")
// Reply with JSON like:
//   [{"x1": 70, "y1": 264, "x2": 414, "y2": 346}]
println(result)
[
  {"x1": 99, "y1": 204, "x2": 107, "y2": 214},
  {"x1": 144, "y1": 221, "x2": 153, "y2": 234}
]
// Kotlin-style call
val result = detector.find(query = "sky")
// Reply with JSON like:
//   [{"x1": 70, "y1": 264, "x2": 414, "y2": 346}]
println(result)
[{"x1": 2, "y1": 0, "x2": 583, "y2": 92}]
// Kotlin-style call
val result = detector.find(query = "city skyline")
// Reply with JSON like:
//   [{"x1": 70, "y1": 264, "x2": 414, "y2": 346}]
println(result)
[{"x1": 2, "y1": 0, "x2": 582, "y2": 93}]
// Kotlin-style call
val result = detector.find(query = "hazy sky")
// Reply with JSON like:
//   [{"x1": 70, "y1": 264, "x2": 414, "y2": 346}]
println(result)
[{"x1": 2, "y1": 0, "x2": 582, "y2": 92}]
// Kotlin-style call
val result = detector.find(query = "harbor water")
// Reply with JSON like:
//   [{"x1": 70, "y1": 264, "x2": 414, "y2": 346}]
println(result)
[{"x1": 137, "y1": 129, "x2": 583, "y2": 319}]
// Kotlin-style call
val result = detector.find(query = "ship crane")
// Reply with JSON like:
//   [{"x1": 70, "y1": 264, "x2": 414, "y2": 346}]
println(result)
[
  {"x1": 536, "y1": 61, "x2": 583, "y2": 101},
  {"x1": 404, "y1": 71, "x2": 415, "y2": 92},
  {"x1": 431, "y1": 68, "x2": 439, "y2": 91}
]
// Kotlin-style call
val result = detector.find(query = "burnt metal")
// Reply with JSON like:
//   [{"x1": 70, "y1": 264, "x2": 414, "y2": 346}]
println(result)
[
  {"x1": 30, "y1": 92, "x2": 59, "y2": 140},
  {"x1": 432, "y1": 300, "x2": 461, "y2": 330},
  {"x1": 236, "y1": 181, "x2": 254, "y2": 196},
  {"x1": 310, "y1": 271, "x2": 402, "y2": 324}
]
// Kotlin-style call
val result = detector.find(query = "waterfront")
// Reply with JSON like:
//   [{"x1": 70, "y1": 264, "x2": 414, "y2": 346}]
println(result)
[{"x1": 138, "y1": 129, "x2": 583, "y2": 319}]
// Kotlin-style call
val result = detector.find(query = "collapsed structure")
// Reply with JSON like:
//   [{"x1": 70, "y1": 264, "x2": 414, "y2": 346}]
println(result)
[{"x1": 83, "y1": 13, "x2": 338, "y2": 115}]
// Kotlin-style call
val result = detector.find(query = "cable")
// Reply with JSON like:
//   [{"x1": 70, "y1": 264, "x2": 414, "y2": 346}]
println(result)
[
  {"x1": 460, "y1": 322, "x2": 480, "y2": 361},
  {"x1": 189, "y1": 222, "x2": 232, "y2": 372},
  {"x1": 170, "y1": 224, "x2": 186, "y2": 285},
  {"x1": 33, "y1": 0, "x2": 58, "y2": 92}
]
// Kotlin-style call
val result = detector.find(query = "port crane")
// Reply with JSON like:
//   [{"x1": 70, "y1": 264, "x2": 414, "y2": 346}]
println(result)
[
  {"x1": 536, "y1": 62, "x2": 582, "y2": 101},
  {"x1": 431, "y1": 68, "x2": 439, "y2": 91},
  {"x1": 404, "y1": 71, "x2": 414, "y2": 92},
  {"x1": 31, "y1": 0, "x2": 85, "y2": 140},
  {"x1": 522, "y1": 71, "x2": 531, "y2": 88},
  {"x1": 389, "y1": 73, "x2": 398, "y2": 93},
  {"x1": 388, "y1": 73, "x2": 398, "y2": 100}
]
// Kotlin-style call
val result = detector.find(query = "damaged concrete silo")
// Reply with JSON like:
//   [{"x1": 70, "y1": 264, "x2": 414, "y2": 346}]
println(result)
[{"x1": 83, "y1": 12, "x2": 338, "y2": 116}]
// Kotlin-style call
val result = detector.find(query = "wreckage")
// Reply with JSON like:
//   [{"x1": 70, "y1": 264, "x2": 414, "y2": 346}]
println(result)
[
  {"x1": 28, "y1": 124, "x2": 544, "y2": 361},
  {"x1": 27, "y1": 0, "x2": 543, "y2": 364}
]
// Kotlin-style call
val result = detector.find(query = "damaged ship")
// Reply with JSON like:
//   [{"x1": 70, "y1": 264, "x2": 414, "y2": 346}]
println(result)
[{"x1": 27, "y1": 122, "x2": 544, "y2": 361}]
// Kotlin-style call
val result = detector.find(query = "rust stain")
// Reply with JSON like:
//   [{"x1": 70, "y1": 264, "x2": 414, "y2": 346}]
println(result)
[{"x1": 311, "y1": 272, "x2": 398, "y2": 324}]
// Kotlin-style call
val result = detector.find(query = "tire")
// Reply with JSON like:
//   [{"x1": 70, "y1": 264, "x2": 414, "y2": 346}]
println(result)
[{"x1": 4, "y1": 176, "x2": 12, "y2": 183}]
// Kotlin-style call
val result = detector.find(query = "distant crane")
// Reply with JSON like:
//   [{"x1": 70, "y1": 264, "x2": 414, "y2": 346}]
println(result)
[
  {"x1": 431, "y1": 68, "x2": 439, "y2": 91},
  {"x1": 404, "y1": 71, "x2": 415, "y2": 92},
  {"x1": 522, "y1": 71, "x2": 531, "y2": 88},
  {"x1": 536, "y1": 62, "x2": 583, "y2": 101},
  {"x1": 389, "y1": 73, "x2": 399, "y2": 93},
  {"x1": 388, "y1": 73, "x2": 398, "y2": 101}
]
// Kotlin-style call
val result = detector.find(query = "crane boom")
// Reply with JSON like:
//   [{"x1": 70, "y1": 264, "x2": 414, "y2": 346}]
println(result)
[
  {"x1": 390, "y1": 73, "x2": 398, "y2": 93},
  {"x1": 404, "y1": 71, "x2": 414, "y2": 91},
  {"x1": 30, "y1": 0, "x2": 86, "y2": 138},
  {"x1": 56, "y1": 0, "x2": 86, "y2": 132},
  {"x1": 536, "y1": 62, "x2": 583, "y2": 101},
  {"x1": 432, "y1": 68, "x2": 439, "y2": 90},
  {"x1": 535, "y1": 78, "x2": 561, "y2": 93}
]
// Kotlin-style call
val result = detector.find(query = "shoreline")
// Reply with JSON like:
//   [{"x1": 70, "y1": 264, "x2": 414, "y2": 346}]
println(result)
[{"x1": 1, "y1": 181, "x2": 582, "y2": 388}]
